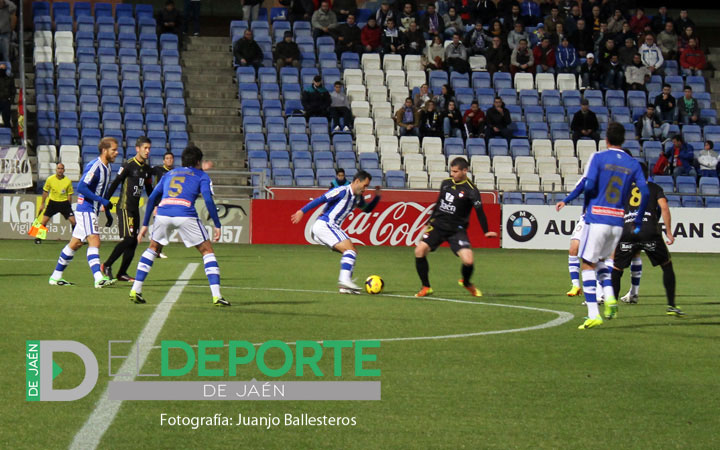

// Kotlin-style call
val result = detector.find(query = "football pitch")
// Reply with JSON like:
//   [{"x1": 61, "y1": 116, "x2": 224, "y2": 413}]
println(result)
[{"x1": 3, "y1": 239, "x2": 719, "y2": 449}]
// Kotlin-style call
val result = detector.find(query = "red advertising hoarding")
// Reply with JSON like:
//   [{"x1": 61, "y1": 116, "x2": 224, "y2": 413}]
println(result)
[{"x1": 252, "y1": 198, "x2": 501, "y2": 248}]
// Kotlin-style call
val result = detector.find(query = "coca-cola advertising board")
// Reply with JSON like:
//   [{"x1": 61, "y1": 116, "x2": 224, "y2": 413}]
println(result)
[{"x1": 251, "y1": 199, "x2": 501, "y2": 248}]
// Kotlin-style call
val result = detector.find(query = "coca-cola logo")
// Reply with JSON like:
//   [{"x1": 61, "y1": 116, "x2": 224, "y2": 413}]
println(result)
[{"x1": 304, "y1": 202, "x2": 435, "y2": 247}]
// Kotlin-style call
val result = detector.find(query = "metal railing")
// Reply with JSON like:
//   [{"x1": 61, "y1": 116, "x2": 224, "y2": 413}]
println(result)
[{"x1": 205, "y1": 169, "x2": 274, "y2": 199}]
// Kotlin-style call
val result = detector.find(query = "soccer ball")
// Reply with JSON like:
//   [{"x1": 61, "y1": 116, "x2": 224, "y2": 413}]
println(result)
[{"x1": 365, "y1": 275, "x2": 384, "y2": 294}]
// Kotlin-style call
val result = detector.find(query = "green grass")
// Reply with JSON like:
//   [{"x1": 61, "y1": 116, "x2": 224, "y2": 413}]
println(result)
[{"x1": 3, "y1": 240, "x2": 720, "y2": 449}]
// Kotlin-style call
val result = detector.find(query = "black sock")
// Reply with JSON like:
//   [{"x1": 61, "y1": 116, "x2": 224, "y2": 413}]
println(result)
[
  {"x1": 662, "y1": 262, "x2": 676, "y2": 307},
  {"x1": 104, "y1": 239, "x2": 127, "y2": 267},
  {"x1": 415, "y1": 257, "x2": 430, "y2": 287},
  {"x1": 611, "y1": 268, "x2": 622, "y2": 299},
  {"x1": 118, "y1": 237, "x2": 138, "y2": 276},
  {"x1": 462, "y1": 263, "x2": 474, "y2": 287}
]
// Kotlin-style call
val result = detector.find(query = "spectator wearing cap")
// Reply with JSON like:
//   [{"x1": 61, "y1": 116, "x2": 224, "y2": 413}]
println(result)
[
  {"x1": 274, "y1": 31, "x2": 301, "y2": 69},
  {"x1": 679, "y1": 38, "x2": 706, "y2": 77},
  {"x1": 697, "y1": 141, "x2": 720, "y2": 179},
  {"x1": 301, "y1": 75, "x2": 331, "y2": 119},
  {"x1": 311, "y1": 1, "x2": 337, "y2": 39},
  {"x1": 639, "y1": 33, "x2": 664, "y2": 75},
  {"x1": 533, "y1": 37, "x2": 555, "y2": 74},
  {"x1": 531, "y1": 23, "x2": 546, "y2": 47},
  {"x1": 334, "y1": 13, "x2": 363, "y2": 56},
  {"x1": 510, "y1": 38, "x2": 534, "y2": 75},
  {"x1": 579, "y1": 53, "x2": 602, "y2": 90},
  {"x1": 555, "y1": 36, "x2": 578, "y2": 74},
  {"x1": 233, "y1": 29, "x2": 263, "y2": 70},
  {"x1": 571, "y1": 99, "x2": 600, "y2": 143}
]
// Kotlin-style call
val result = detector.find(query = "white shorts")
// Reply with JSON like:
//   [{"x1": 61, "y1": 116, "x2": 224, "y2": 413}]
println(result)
[
  {"x1": 151, "y1": 215, "x2": 209, "y2": 248},
  {"x1": 570, "y1": 217, "x2": 585, "y2": 241},
  {"x1": 311, "y1": 220, "x2": 350, "y2": 249},
  {"x1": 578, "y1": 223, "x2": 623, "y2": 264},
  {"x1": 72, "y1": 211, "x2": 98, "y2": 241}
]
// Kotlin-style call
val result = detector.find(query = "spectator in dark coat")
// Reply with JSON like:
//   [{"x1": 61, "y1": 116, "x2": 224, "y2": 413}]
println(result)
[
  {"x1": 332, "y1": 0, "x2": 357, "y2": 23},
  {"x1": 571, "y1": 99, "x2": 600, "y2": 143},
  {"x1": 443, "y1": 100, "x2": 464, "y2": 138},
  {"x1": 419, "y1": 101, "x2": 443, "y2": 140},
  {"x1": 274, "y1": 31, "x2": 301, "y2": 69},
  {"x1": 233, "y1": 29, "x2": 263, "y2": 69},
  {"x1": 465, "y1": 22, "x2": 489, "y2": 56},
  {"x1": 579, "y1": 53, "x2": 602, "y2": 90},
  {"x1": 485, "y1": 97, "x2": 513, "y2": 141},
  {"x1": 404, "y1": 21, "x2": 426, "y2": 55},
  {"x1": 420, "y1": 4, "x2": 444, "y2": 41},
  {"x1": 650, "y1": 6, "x2": 672, "y2": 35},
  {"x1": 0, "y1": 63, "x2": 14, "y2": 129},
  {"x1": 486, "y1": 35, "x2": 509, "y2": 74},
  {"x1": 629, "y1": 8, "x2": 651, "y2": 37},
  {"x1": 156, "y1": 0, "x2": 182, "y2": 37},
  {"x1": 653, "y1": 83, "x2": 677, "y2": 124},
  {"x1": 334, "y1": 14, "x2": 363, "y2": 56},
  {"x1": 570, "y1": 18, "x2": 594, "y2": 58},
  {"x1": 674, "y1": 9, "x2": 695, "y2": 37},
  {"x1": 301, "y1": 76, "x2": 331, "y2": 119},
  {"x1": 381, "y1": 18, "x2": 406, "y2": 55},
  {"x1": 361, "y1": 18, "x2": 382, "y2": 53},
  {"x1": 283, "y1": 0, "x2": 314, "y2": 23}
]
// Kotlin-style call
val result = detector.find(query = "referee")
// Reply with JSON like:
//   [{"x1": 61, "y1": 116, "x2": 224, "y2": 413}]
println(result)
[
  {"x1": 414, "y1": 157, "x2": 498, "y2": 298},
  {"x1": 36, "y1": 163, "x2": 76, "y2": 243},
  {"x1": 101, "y1": 136, "x2": 153, "y2": 281},
  {"x1": 611, "y1": 162, "x2": 684, "y2": 316}
]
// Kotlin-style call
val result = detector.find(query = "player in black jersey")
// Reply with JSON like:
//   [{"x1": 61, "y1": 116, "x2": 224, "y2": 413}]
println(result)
[
  {"x1": 611, "y1": 162, "x2": 684, "y2": 316},
  {"x1": 152, "y1": 151, "x2": 174, "y2": 185},
  {"x1": 101, "y1": 136, "x2": 154, "y2": 281},
  {"x1": 414, "y1": 157, "x2": 498, "y2": 298}
]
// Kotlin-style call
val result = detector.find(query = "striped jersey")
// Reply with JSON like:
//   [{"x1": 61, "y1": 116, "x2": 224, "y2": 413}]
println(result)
[
  {"x1": 76, "y1": 157, "x2": 111, "y2": 214},
  {"x1": 317, "y1": 185, "x2": 360, "y2": 226}
]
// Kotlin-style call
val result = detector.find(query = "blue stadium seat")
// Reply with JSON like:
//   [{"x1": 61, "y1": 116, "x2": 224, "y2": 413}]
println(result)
[
  {"x1": 59, "y1": 128, "x2": 79, "y2": 146},
  {"x1": 706, "y1": 197, "x2": 720, "y2": 208},
  {"x1": 541, "y1": 90, "x2": 561, "y2": 106},
  {"x1": 444, "y1": 137, "x2": 465, "y2": 156},
  {"x1": 314, "y1": 152, "x2": 335, "y2": 170},
  {"x1": 467, "y1": 138, "x2": 487, "y2": 157},
  {"x1": 385, "y1": 170, "x2": 405, "y2": 188},
  {"x1": 341, "y1": 52, "x2": 360, "y2": 70},
  {"x1": 333, "y1": 134, "x2": 353, "y2": 152},
  {"x1": 57, "y1": 78, "x2": 76, "y2": 96},
  {"x1": 525, "y1": 192, "x2": 546, "y2": 205},
  {"x1": 243, "y1": 116, "x2": 263, "y2": 134},
  {"x1": 682, "y1": 125, "x2": 702, "y2": 143},
  {"x1": 79, "y1": 111, "x2": 99, "y2": 129},
  {"x1": 359, "y1": 153, "x2": 380, "y2": 170},
  {"x1": 317, "y1": 168, "x2": 336, "y2": 186},
  {"x1": 503, "y1": 192, "x2": 522, "y2": 204},
  {"x1": 101, "y1": 96, "x2": 121, "y2": 113},
  {"x1": 294, "y1": 168, "x2": 316, "y2": 186},
  {"x1": 676, "y1": 176, "x2": 697, "y2": 194},
  {"x1": 654, "y1": 175, "x2": 674, "y2": 193},
  {"x1": 311, "y1": 134, "x2": 331, "y2": 152},
  {"x1": 266, "y1": 117, "x2": 286, "y2": 135},
  {"x1": 289, "y1": 134, "x2": 309, "y2": 152},
  {"x1": 681, "y1": 196, "x2": 703, "y2": 207},
  {"x1": 699, "y1": 177, "x2": 720, "y2": 195},
  {"x1": 493, "y1": 72, "x2": 512, "y2": 90}
]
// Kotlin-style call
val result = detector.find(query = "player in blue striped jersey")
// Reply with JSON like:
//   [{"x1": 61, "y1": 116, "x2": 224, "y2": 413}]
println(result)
[
  {"x1": 576, "y1": 122, "x2": 649, "y2": 329},
  {"x1": 291, "y1": 170, "x2": 381, "y2": 293},
  {"x1": 129, "y1": 145, "x2": 229, "y2": 306},
  {"x1": 49, "y1": 137, "x2": 119, "y2": 288}
]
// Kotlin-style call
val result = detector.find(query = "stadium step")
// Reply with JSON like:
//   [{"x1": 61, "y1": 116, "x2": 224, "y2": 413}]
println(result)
[
  {"x1": 183, "y1": 58, "x2": 233, "y2": 69},
  {"x1": 186, "y1": 90, "x2": 238, "y2": 100},
  {"x1": 186, "y1": 35, "x2": 229, "y2": 45},
  {"x1": 187, "y1": 98, "x2": 239, "y2": 109},
  {"x1": 190, "y1": 132, "x2": 242, "y2": 142},
  {"x1": 185, "y1": 43, "x2": 231, "y2": 53},
  {"x1": 189, "y1": 124, "x2": 243, "y2": 133},
  {"x1": 189, "y1": 115, "x2": 242, "y2": 126},
  {"x1": 194, "y1": 142, "x2": 245, "y2": 153},
  {"x1": 189, "y1": 106, "x2": 239, "y2": 116}
]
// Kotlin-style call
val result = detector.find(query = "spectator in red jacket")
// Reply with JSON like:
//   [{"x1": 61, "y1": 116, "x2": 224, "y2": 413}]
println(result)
[
  {"x1": 533, "y1": 37, "x2": 556, "y2": 74},
  {"x1": 361, "y1": 17, "x2": 382, "y2": 53},
  {"x1": 629, "y1": 8, "x2": 651, "y2": 37},
  {"x1": 680, "y1": 38, "x2": 706, "y2": 77},
  {"x1": 463, "y1": 101, "x2": 486, "y2": 138}
]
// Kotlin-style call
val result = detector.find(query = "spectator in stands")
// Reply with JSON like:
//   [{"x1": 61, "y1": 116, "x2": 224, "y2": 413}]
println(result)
[
  {"x1": 485, "y1": 97, "x2": 513, "y2": 142},
  {"x1": 617, "y1": 22, "x2": 635, "y2": 48},
  {"x1": 233, "y1": 29, "x2": 263, "y2": 69},
  {"x1": 463, "y1": 101, "x2": 486, "y2": 138},
  {"x1": 395, "y1": 97, "x2": 420, "y2": 137},
  {"x1": 433, "y1": 84, "x2": 455, "y2": 112},
  {"x1": 404, "y1": 21, "x2": 426, "y2": 55},
  {"x1": 654, "y1": 84, "x2": 677, "y2": 124},
  {"x1": 571, "y1": 99, "x2": 600, "y2": 143},
  {"x1": 445, "y1": 33, "x2": 470, "y2": 74},
  {"x1": 473, "y1": 0, "x2": 496, "y2": 25},
  {"x1": 419, "y1": 101, "x2": 443, "y2": 140},
  {"x1": 629, "y1": 7, "x2": 651, "y2": 37},
  {"x1": 607, "y1": 9, "x2": 625, "y2": 38},
  {"x1": 334, "y1": 14, "x2": 363, "y2": 57},
  {"x1": 0, "y1": 62, "x2": 12, "y2": 129},
  {"x1": 635, "y1": 104, "x2": 670, "y2": 143},
  {"x1": 311, "y1": 1, "x2": 337, "y2": 39},
  {"x1": 414, "y1": 84, "x2": 432, "y2": 110},
  {"x1": 398, "y1": 2, "x2": 417, "y2": 33},
  {"x1": 625, "y1": 53, "x2": 650, "y2": 91},
  {"x1": 329, "y1": 82, "x2": 352, "y2": 132},
  {"x1": 423, "y1": 35, "x2": 445, "y2": 71},
  {"x1": 588, "y1": 6, "x2": 602, "y2": 38},
  {"x1": 666, "y1": 135, "x2": 696, "y2": 177},
  {"x1": 678, "y1": 86, "x2": 700, "y2": 125},
  {"x1": 551, "y1": 22, "x2": 566, "y2": 47},
  {"x1": 564, "y1": 5, "x2": 582, "y2": 34},
  {"x1": 544, "y1": 6, "x2": 563, "y2": 39},
  {"x1": 274, "y1": 31, "x2": 301, "y2": 69},
  {"x1": 505, "y1": 3, "x2": 526, "y2": 33},
  {"x1": 678, "y1": 25, "x2": 700, "y2": 52},
  {"x1": 531, "y1": 23, "x2": 546, "y2": 47},
  {"x1": 465, "y1": 22, "x2": 489, "y2": 56},
  {"x1": 680, "y1": 38, "x2": 706, "y2": 77},
  {"x1": 283, "y1": 0, "x2": 314, "y2": 23},
  {"x1": 555, "y1": 36, "x2": 578, "y2": 74},
  {"x1": 443, "y1": 7, "x2": 465, "y2": 40},
  {"x1": 520, "y1": 0, "x2": 541, "y2": 25},
  {"x1": 443, "y1": 100, "x2": 464, "y2": 138},
  {"x1": 382, "y1": 18, "x2": 406, "y2": 56},
  {"x1": 0, "y1": 0, "x2": 15, "y2": 62},
  {"x1": 618, "y1": 37, "x2": 637, "y2": 67},
  {"x1": 507, "y1": 22, "x2": 529, "y2": 50},
  {"x1": 570, "y1": 19, "x2": 594, "y2": 58},
  {"x1": 241, "y1": 0, "x2": 262, "y2": 22},
  {"x1": 533, "y1": 37, "x2": 556, "y2": 74},
  {"x1": 185, "y1": 0, "x2": 201, "y2": 36},
  {"x1": 580, "y1": 53, "x2": 602, "y2": 90},
  {"x1": 375, "y1": 1, "x2": 397, "y2": 29},
  {"x1": 486, "y1": 36, "x2": 509, "y2": 74},
  {"x1": 332, "y1": 0, "x2": 357, "y2": 23},
  {"x1": 593, "y1": 22, "x2": 611, "y2": 55},
  {"x1": 598, "y1": 39, "x2": 622, "y2": 89},
  {"x1": 488, "y1": 19, "x2": 507, "y2": 43},
  {"x1": 649, "y1": 5, "x2": 671, "y2": 32},
  {"x1": 301, "y1": 75, "x2": 331, "y2": 120},
  {"x1": 157, "y1": 1, "x2": 182, "y2": 38},
  {"x1": 698, "y1": 141, "x2": 720, "y2": 178},
  {"x1": 657, "y1": 21, "x2": 678, "y2": 61},
  {"x1": 674, "y1": 9, "x2": 696, "y2": 37},
  {"x1": 361, "y1": 18, "x2": 382, "y2": 53},
  {"x1": 330, "y1": 168, "x2": 350, "y2": 189},
  {"x1": 640, "y1": 34, "x2": 664, "y2": 76},
  {"x1": 510, "y1": 39, "x2": 534, "y2": 75},
  {"x1": 421, "y1": 4, "x2": 444, "y2": 41}
]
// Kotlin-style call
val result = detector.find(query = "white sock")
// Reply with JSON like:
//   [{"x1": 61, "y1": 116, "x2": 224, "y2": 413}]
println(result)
[{"x1": 339, "y1": 250, "x2": 357, "y2": 282}]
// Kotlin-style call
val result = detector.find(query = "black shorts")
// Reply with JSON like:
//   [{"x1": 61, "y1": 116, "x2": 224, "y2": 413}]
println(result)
[
  {"x1": 422, "y1": 225, "x2": 472, "y2": 254},
  {"x1": 118, "y1": 209, "x2": 140, "y2": 238},
  {"x1": 614, "y1": 236, "x2": 670, "y2": 269},
  {"x1": 44, "y1": 200, "x2": 74, "y2": 220}
]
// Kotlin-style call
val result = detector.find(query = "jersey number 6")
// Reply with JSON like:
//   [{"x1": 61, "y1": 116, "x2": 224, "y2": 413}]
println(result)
[{"x1": 604, "y1": 176, "x2": 623, "y2": 205}]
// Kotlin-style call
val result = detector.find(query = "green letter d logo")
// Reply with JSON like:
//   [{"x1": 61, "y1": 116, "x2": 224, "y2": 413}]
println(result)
[{"x1": 32, "y1": 341, "x2": 99, "y2": 401}]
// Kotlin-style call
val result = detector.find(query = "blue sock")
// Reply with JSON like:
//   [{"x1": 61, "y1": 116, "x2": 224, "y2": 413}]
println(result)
[
  {"x1": 203, "y1": 253, "x2": 221, "y2": 298},
  {"x1": 568, "y1": 255, "x2": 580, "y2": 287},
  {"x1": 582, "y1": 269, "x2": 599, "y2": 319},
  {"x1": 596, "y1": 260, "x2": 615, "y2": 300},
  {"x1": 630, "y1": 257, "x2": 642, "y2": 295},
  {"x1": 87, "y1": 247, "x2": 102, "y2": 282},
  {"x1": 339, "y1": 250, "x2": 357, "y2": 282},
  {"x1": 131, "y1": 249, "x2": 157, "y2": 294},
  {"x1": 51, "y1": 245, "x2": 75, "y2": 279}
]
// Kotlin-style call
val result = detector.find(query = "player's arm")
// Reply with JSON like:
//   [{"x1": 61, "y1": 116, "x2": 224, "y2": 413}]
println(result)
[
  {"x1": 138, "y1": 177, "x2": 165, "y2": 242},
  {"x1": 658, "y1": 197, "x2": 674, "y2": 245},
  {"x1": 104, "y1": 162, "x2": 129, "y2": 199},
  {"x1": 200, "y1": 176, "x2": 222, "y2": 242},
  {"x1": 472, "y1": 188, "x2": 497, "y2": 237},
  {"x1": 632, "y1": 171, "x2": 650, "y2": 231},
  {"x1": 77, "y1": 169, "x2": 110, "y2": 208},
  {"x1": 291, "y1": 193, "x2": 331, "y2": 224},
  {"x1": 358, "y1": 187, "x2": 382, "y2": 212},
  {"x1": 144, "y1": 172, "x2": 154, "y2": 196},
  {"x1": 557, "y1": 176, "x2": 586, "y2": 211}
]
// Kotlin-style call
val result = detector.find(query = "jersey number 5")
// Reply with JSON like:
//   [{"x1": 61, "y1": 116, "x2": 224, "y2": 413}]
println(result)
[
  {"x1": 168, "y1": 176, "x2": 185, "y2": 198},
  {"x1": 604, "y1": 176, "x2": 623, "y2": 205}
]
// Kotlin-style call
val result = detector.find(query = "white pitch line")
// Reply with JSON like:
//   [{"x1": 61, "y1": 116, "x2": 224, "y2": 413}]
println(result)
[
  {"x1": 0, "y1": 257, "x2": 57, "y2": 261},
  {"x1": 69, "y1": 263, "x2": 199, "y2": 450},
  {"x1": 163, "y1": 285, "x2": 575, "y2": 348}
]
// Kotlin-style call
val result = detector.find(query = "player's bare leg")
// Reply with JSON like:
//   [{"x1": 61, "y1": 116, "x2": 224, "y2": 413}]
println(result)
[
  {"x1": 457, "y1": 248, "x2": 482, "y2": 297},
  {"x1": 414, "y1": 241, "x2": 433, "y2": 297},
  {"x1": 335, "y1": 239, "x2": 360, "y2": 294}
]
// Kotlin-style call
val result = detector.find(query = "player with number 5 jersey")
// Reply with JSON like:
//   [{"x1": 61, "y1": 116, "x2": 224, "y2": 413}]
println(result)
[{"x1": 129, "y1": 145, "x2": 230, "y2": 306}]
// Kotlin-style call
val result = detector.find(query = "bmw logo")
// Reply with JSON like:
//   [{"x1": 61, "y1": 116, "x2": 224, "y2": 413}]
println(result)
[{"x1": 506, "y1": 210, "x2": 538, "y2": 242}]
